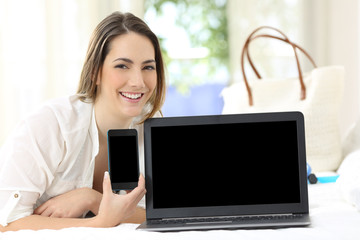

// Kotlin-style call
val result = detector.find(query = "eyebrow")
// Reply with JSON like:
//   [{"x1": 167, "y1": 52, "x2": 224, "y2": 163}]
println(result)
[{"x1": 112, "y1": 58, "x2": 156, "y2": 64}]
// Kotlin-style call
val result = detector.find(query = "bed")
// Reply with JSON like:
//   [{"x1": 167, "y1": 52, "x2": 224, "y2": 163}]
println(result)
[
  {"x1": 1, "y1": 178, "x2": 360, "y2": 240},
  {"x1": 3, "y1": 115, "x2": 360, "y2": 240}
]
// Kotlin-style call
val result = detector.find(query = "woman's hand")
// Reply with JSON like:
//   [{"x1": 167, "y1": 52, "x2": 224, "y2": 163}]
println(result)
[
  {"x1": 94, "y1": 172, "x2": 146, "y2": 227},
  {"x1": 34, "y1": 188, "x2": 102, "y2": 218}
]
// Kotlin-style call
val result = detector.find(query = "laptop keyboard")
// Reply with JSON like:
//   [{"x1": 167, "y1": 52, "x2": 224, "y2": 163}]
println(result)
[{"x1": 150, "y1": 214, "x2": 304, "y2": 225}]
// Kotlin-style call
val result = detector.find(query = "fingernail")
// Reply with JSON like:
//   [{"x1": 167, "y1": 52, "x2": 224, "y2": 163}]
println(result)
[{"x1": 104, "y1": 171, "x2": 109, "y2": 179}]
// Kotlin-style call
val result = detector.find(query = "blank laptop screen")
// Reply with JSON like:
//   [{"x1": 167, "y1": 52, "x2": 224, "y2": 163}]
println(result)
[{"x1": 150, "y1": 120, "x2": 301, "y2": 209}]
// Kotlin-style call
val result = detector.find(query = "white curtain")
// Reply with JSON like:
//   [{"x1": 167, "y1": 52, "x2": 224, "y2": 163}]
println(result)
[{"x1": 0, "y1": 0, "x2": 144, "y2": 145}]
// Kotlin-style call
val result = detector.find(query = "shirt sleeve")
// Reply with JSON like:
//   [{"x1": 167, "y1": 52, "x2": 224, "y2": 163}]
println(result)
[{"x1": 0, "y1": 105, "x2": 64, "y2": 226}]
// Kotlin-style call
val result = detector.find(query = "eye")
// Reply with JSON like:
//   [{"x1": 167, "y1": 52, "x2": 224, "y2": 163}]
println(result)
[
  {"x1": 115, "y1": 64, "x2": 128, "y2": 69},
  {"x1": 143, "y1": 65, "x2": 156, "y2": 71}
]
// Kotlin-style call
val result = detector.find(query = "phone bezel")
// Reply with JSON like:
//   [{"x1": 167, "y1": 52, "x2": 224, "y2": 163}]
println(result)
[{"x1": 107, "y1": 129, "x2": 139, "y2": 190}]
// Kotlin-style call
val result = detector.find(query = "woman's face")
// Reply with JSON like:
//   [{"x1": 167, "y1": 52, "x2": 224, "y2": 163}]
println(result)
[{"x1": 96, "y1": 32, "x2": 157, "y2": 120}]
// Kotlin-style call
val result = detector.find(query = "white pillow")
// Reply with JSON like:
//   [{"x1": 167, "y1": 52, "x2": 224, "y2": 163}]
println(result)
[
  {"x1": 337, "y1": 149, "x2": 360, "y2": 210},
  {"x1": 342, "y1": 118, "x2": 360, "y2": 158}
]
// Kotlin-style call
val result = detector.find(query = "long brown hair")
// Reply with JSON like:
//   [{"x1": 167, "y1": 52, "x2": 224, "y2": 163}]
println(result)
[{"x1": 77, "y1": 12, "x2": 166, "y2": 123}]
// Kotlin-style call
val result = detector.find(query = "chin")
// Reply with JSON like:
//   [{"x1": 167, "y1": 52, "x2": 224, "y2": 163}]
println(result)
[
  {"x1": 122, "y1": 109, "x2": 144, "y2": 118},
  {"x1": 119, "y1": 101, "x2": 152, "y2": 120}
]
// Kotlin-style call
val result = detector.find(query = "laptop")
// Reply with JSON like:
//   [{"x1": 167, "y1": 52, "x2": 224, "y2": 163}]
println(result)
[{"x1": 137, "y1": 111, "x2": 310, "y2": 232}]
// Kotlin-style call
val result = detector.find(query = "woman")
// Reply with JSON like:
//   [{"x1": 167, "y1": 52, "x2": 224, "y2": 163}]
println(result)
[{"x1": 0, "y1": 11, "x2": 166, "y2": 231}]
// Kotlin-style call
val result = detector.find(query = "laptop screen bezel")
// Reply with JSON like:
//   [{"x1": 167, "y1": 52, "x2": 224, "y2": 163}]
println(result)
[{"x1": 144, "y1": 112, "x2": 309, "y2": 219}]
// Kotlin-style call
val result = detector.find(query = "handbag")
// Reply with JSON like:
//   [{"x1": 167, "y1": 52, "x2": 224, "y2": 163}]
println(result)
[{"x1": 222, "y1": 26, "x2": 344, "y2": 172}]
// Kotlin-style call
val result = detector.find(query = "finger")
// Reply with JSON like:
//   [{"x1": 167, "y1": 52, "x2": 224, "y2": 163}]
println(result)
[
  {"x1": 39, "y1": 206, "x2": 53, "y2": 217},
  {"x1": 134, "y1": 189, "x2": 146, "y2": 205},
  {"x1": 133, "y1": 174, "x2": 146, "y2": 195},
  {"x1": 126, "y1": 175, "x2": 146, "y2": 202},
  {"x1": 33, "y1": 206, "x2": 42, "y2": 215},
  {"x1": 125, "y1": 174, "x2": 145, "y2": 194},
  {"x1": 34, "y1": 202, "x2": 48, "y2": 215},
  {"x1": 102, "y1": 171, "x2": 112, "y2": 199},
  {"x1": 50, "y1": 211, "x2": 60, "y2": 218},
  {"x1": 138, "y1": 174, "x2": 146, "y2": 193},
  {"x1": 125, "y1": 189, "x2": 145, "y2": 210}
]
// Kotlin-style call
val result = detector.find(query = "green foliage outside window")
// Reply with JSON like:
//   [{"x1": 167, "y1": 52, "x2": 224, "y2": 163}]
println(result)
[{"x1": 145, "y1": 0, "x2": 229, "y2": 93}]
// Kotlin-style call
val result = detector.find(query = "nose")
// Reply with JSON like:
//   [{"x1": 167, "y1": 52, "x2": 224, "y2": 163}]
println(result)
[{"x1": 129, "y1": 69, "x2": 146, "y2": 88}]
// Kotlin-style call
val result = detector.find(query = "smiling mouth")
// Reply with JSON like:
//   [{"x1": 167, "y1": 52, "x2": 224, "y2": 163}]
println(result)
[{"x1": 119, "y1": 92, "x2": 144, "y2": 100}]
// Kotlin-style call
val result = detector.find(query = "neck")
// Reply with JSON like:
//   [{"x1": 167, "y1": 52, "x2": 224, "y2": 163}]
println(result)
[{"x1": 94, "y1": 101, "x2": 134, "y2": 144}]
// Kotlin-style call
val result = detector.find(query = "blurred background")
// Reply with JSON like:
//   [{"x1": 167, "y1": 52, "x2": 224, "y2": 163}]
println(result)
[{"x1": 0, "y1": 0, "x2": 359, "y2": 145}]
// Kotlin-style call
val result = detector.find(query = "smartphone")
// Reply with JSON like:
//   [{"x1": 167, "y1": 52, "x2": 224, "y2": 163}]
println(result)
[{"x1": 107, "y1": 129, "x2": 140, "y2": 190}]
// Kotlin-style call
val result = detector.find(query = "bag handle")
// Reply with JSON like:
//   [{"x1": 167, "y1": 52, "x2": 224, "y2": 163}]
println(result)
[
  {"x1": 240, "y1": 26, "x2": 317, "y2": 106},
  {"x1": 246, "y1": 35, "x2": 317, "y2": 79}
]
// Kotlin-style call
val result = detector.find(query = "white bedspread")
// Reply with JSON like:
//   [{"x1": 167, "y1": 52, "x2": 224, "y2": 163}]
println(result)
[{"x1": 1, "y1": 183, "x2": 360, "y2": 240}]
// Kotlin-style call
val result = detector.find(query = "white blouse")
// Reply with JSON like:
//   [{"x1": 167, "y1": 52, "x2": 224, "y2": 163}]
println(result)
[{"x1": 0, "y1": 95, "x2": 147, "y2": 226}]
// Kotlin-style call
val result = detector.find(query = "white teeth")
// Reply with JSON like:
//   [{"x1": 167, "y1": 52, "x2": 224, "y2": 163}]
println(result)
[{"x1": 120, "y1": 92, "x2": 142, "y2": 99}]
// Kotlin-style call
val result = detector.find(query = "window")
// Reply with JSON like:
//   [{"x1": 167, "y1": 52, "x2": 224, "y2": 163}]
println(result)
[{"x1": 144, "y1": 0, "x2": 229, "y2": 116}]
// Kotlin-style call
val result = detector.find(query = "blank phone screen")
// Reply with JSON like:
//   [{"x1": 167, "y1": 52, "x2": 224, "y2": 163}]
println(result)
[{"x1": 108, "y1": 133, "x2": 139, "y2": 184}]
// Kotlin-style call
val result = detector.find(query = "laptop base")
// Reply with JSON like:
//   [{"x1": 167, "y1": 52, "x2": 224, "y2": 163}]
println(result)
[{"x1": 137, "y1": 214, "x2": 311, "y2": 232}]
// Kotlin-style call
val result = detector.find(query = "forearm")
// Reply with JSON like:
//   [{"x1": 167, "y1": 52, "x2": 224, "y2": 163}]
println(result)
[
  {"x1": 0, "y1": 214, "x2": 101, "y2": 232},
  {"x1": 0, "y1": 207, "x2": 144, "y2": 232},
  {"x1": 33, "y1": 188, "x2": 102, "y2": 218},
  {"x1": 87, "y1": 189, "x2": 102, "y2": 215}
]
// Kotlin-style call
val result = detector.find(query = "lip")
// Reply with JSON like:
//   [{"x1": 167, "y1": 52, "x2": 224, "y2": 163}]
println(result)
[{"x1": 119, "y1": 91, "x2": 145, "y2": 103}]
